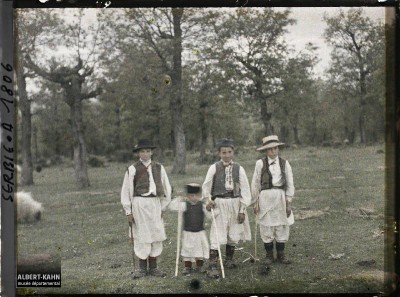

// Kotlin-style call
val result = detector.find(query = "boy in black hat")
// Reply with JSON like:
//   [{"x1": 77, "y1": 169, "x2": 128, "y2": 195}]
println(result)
[
  {"x1": 202, "y1": 138, "x2": 252, "y2": 278},
  {"x1": 121, "y1": 139, "x2": 172, "y2": 278},
  {"x1": 169, "y1": 183, "x2": 210, "y2": 276}
]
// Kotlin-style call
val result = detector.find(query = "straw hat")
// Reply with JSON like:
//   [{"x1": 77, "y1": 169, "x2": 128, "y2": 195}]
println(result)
[{"x1": 256, "y1": 135, "x2": 285, "y2": 151}]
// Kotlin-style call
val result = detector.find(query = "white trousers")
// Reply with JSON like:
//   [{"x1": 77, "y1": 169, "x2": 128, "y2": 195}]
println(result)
[
  {"x1": 134, "y1": 241, "x2": 163, "y2": 259},
  {"x1": 260, "y1": 225, "x2": 290, "y2": 243}
]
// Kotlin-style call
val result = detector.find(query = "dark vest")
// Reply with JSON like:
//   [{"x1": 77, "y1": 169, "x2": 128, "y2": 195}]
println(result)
[
  {"x1": 211, "y1": 161, "x2": 241, "y2": 198},
  {"x1": 183, "y1": 201, "x2": 204, "y2": 232},
  {"x1": 260, "y1": 157, "x2": 287, "y2": 191},
  {"x1": 133, "y1": 161, "x2": 164, "y2": 197}
]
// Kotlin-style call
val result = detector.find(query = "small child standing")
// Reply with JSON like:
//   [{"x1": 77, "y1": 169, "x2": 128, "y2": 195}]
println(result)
[
  {"x1": 251, "y1": 135, "x2": 295, "y2": 270},
  {"x1": 169, "y1": 183, "x2": 210, "y2": 276}
]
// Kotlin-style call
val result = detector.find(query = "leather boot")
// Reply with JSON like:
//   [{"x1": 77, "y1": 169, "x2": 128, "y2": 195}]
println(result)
[
  {"x1": 195, "y1": 259, "x2": 205, "y2": 273},
  {"x1": 264, "y1": 242, "x2": 274, "y2": 265},
  {"x1": 132, "y1": 259, "x2": 147, "y2": 279},
  {"x1": 182, "y1": 261, "x2": 192, "y2": 275},
  {"x1": 207, "y1": 249, "x2": 220, "y2": 279},
  {"x1": 224, "y1": 245, "x2": 237, "y2": 268},
  {"x1": 148, "y1": 257, "x2": 166, "y2": 277},
  {"x1": 276, "y1": 242, "x2": 291, "y2": 264}
]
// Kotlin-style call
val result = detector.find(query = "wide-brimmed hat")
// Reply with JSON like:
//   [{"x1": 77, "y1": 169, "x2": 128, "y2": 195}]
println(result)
[
  {"x1": 216, "y1": 138, "x2": 234, "y2": 150},
  {"x1": 132, "y1": 139, "x2": 157, "y2": 152},
  {"x1": 256, "y1": 135, "x2": 285, "y2": 151},
  {"x1": 186, "y1": 183, "x2": 201, "y2": 194}
]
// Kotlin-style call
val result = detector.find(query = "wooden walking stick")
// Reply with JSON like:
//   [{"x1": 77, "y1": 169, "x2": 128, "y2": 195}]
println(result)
[
  {"x1": 209, "y1": 197, "x2": 225, "y2": 279},
  {"x1": 175, "y1": 197, "x2": 183, "y2": 277},
  {"x1": 129, "y1": 222, "x2": 136, "y2": 274}
]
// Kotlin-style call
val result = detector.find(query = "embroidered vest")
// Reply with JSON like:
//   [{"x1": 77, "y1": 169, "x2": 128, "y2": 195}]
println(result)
[
  {"x1": 133, "y1": 161, "x2": 164, "y2": 197},
  {"x1": 211, "y1": 161, "x2": 241, "y2": 198},
  {"x1": 183, "y1": 201, "x2": 204, "y2": 232},
  {"x1": 260, "y1": 157, "x2": 287, "y2": 191}
]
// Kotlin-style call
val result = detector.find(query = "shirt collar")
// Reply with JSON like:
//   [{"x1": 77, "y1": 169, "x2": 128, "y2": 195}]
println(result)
[
  {"x1": 268, "y1": 157, "x2": 278, "y2": 165},
  {"x1": 221, "y1": 160, "x2": 233, "y2": 167},
  {"x1": 140, "y1": 159, "x2": 152, "y2": 167}
]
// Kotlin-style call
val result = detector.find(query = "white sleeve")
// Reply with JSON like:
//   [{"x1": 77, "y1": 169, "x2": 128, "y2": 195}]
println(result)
[
  {"x1": 121, "y1": 166, "x2": 134, "y2": 216},
  {"x1": 160, "y1": 165, "x2": 172, "y2": 211},
  {"x1": 168, "y1": 198, "x2": 187, "y2": 212},
  {"x1": 251, "y1": 159, "x2": 263, "y2": 206},
  {"x1": 238, "y1": 166, "x2": 251, "y2": 212},
  {"x1": 202, "y1": 164, "x2": 216, "y2": 201},
  {"x1": 285, "y1": 161, "x2": 295, "y2": 200}
]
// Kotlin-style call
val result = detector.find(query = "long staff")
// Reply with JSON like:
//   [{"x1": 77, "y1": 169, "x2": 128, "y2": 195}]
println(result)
[
  {"x1": 254, "y1": 196, "x2": 260, "y2": 260},
  {"x1": 175, "y1": 198, "x2": 183, "y2": 277},
  {"x1": 129, "y1": 222, "x2": 136, "y2": 274},
  {"x1": 209, "y1": 197, "x2": 225, "y2": 279}
]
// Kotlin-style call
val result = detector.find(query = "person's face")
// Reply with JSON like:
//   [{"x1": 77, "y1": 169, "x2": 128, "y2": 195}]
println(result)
[
  {"x1": 187, "y1": 193, "x2": 200, "y2": 203},
  {"x1": 219, "y1": 146, "x2": 234, "y2": 163},
  {"x1": 138, "y1": 148, "x2": 153, "y2": 161},
  {"x1": 266, "y1": 146, "x2": 279, "y2": 159}
]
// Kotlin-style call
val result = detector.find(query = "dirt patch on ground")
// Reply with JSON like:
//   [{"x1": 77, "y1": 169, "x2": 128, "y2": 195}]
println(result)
[{"x1": 294, "y1": 207, "x2": 330, "y2": 220}]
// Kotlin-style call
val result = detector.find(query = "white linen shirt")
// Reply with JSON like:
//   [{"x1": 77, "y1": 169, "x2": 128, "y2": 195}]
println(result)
[
  {"x1": 202, "y1": 161, "x2": 251, "y2": 212},
  {"x1": 251, "y1": 157, "x2": 295, "y2": 205},
  {"x1": 121, "y1": 161, "x2": 172, "y2": 216}
]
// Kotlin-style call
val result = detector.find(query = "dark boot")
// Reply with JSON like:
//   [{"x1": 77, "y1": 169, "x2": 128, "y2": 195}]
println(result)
[
  {"x1": 276, "y1": 242, "x2": 291, "y2": 264},
  {"x1": 182, "y1": 261, "x2": 192, "y2": 275},
  {"x1": 148, "y1": 257, "x2": 166, "y2": 277},
  {"x1": 207, "y1": 249, "x2": 220, "y2": 279},
  {"x1": 224, "y1": 245, "x2": 237, "y2": 268},
  {"x1": 132, "y1": 259, "x2": 147, "y2": 279},
  {"x1": 195, "y1": 259, "x2": 205, "y2": 273},
  {"x1": 264, "y1": 242, "x2": 274, "y2": 265}
]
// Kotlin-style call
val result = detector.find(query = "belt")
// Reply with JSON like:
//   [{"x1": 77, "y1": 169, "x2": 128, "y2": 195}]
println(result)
[
  {"x1": 271, "y1": 186, "x2": 285, "y2": 190},
  {"x1": 138, "y1": 194, "x2": 156, "y2": 197}
]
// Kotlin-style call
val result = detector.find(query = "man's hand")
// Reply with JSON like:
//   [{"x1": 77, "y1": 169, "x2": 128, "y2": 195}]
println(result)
[
  {"x1": 238, "y1": 213, "x2": 245, "y2": 224},
  {"x1": 206, "y1": 201, "x2": 216, "y2": 211},
  {"x1": 127, "y1": 214, "x2": 135, "y2": 224},
  {"x1": 254, "y1": 204, "x2": 260, "y2": 215}
]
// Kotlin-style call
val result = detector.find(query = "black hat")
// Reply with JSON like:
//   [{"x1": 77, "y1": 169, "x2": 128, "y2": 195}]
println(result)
[
  {"x1": 132, "y1": 139, "x2": 157, "y2": 152},
  {"x1": 216, "y1": 138, "x2": 234, "y2": 149},
  {"x1": 186, "y1": 183, "x2": 201, "y2": 194}
]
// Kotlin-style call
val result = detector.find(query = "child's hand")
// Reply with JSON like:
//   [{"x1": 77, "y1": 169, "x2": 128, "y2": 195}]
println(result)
[
  {"x1": 286, "y1": 206, "x2": 292, "y2": 218},
  {"x1": 127, "y1": 214, "x2": 135, "y2": 224},
  {"x1": 206, "y1": 201, "x2": 216, "y2": 211},
  {"x1": 238, "y1": 213, "x2": 245, "y2": 224}
]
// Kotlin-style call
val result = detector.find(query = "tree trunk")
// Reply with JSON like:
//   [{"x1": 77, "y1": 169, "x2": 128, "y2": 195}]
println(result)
[
  {"x1": 256, "y1": 86, "x2": 272, "y2": 135},
  {"x1": 17, "y1": 63, "x2": 34, "y2": 186},
  {"x1": 70, "y1": 98, "x2": 90, "y2": 188},
  {"x1": 170, "y1": 8, "x2": 186, "y2": 174},
  {"x1": 199, "y1": 99, "x2": 208, "y2": 163}
]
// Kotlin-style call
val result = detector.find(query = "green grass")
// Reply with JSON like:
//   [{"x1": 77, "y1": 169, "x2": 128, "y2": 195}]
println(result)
[{"x1": 16, "y1": 145, "x2": 387, "y2": 294}]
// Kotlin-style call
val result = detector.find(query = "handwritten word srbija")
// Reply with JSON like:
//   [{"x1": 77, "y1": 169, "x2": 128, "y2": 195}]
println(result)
[{"x1": 1, "y1": 62, "x2": 15, "y2": 202}]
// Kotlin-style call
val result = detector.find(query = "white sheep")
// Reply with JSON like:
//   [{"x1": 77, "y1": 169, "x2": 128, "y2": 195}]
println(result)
[{"x1": 16, "y1": 191, "x2": 43, "y2": 223}]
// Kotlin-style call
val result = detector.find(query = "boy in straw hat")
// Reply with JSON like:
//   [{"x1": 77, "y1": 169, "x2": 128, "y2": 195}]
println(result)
[
  {"x1": 169, "y1": 183, "x2": 210, "y2": 276},
  {"x1": 121, "y1": 139, "x2": 172, "y2": 278},
  {"x1": 251, "y1": 135, "x2": 295, "y2": 270},
  {"x1": 202, "y1": 138, "x2": 252, "y2": 278}
]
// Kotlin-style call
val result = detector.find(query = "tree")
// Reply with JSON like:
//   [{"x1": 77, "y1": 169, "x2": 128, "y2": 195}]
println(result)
[
  {"x1": 324, "y1": 8, "x2": 385, "y2": 143},
  {"x1": 119, "y1": 8, "x2": 188, "y2": 173},
  {"x1": 15, "y1": 9, "x2": 61, "y2": 185},
  {"x1": 213, "y1": 8, "x2": 296, "y2": 135},
  {"x1": 24, "y1": 10, "x2": 105, "y2": 188}
]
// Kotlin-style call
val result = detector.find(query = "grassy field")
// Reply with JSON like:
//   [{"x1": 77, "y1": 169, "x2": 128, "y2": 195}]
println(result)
[{"x1": 16, "y1": 145, "x2": 388, "y2": 295}]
